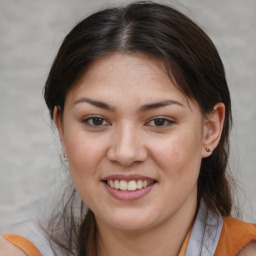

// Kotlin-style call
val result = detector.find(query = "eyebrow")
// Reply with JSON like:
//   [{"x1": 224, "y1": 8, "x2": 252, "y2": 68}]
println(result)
[
  {"x1": 73, "y1": 97, "x2": 184, "y2": 112},
  {"x1": 139, "y1": 100, "x2": 184, "y2": 111},
  {"x1": 74, "y1": 97, "x2": 115, "y2": 111}
]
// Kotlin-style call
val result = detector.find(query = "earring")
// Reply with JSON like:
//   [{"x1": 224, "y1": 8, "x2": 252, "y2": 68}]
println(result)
[
  {"x1": 206, "y1": 147, "x2": 211, "y2": 152},
  {"x1": 63, "y1": 153, "x2": 67, "y2": 160}
]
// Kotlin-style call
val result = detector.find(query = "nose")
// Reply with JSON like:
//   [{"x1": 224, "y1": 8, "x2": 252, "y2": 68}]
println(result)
[{"x1": 107, "y1": 123, "x2": 147, "y2": 167}]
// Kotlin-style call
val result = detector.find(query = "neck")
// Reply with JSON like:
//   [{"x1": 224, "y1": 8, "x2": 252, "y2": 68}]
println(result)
[{"x1": 96, "y1": 196, "x2": 197, "y2": 256}]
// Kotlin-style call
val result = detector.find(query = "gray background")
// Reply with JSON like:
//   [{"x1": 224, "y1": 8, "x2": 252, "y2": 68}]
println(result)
[{"x1": 0, "y1": 0, "x2": 255, "y2": 233}]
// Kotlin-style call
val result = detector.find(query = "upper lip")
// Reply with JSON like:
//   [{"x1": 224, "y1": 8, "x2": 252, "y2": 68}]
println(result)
[{"x1": 102, "y1": 174, "x2": 155, "y2": 182}]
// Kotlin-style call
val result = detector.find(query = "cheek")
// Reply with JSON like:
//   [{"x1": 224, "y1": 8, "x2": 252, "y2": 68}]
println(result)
[
  {"x1": 65, "y1": 137, "x2": 104, "y2": 204},
  {"x1": 65, "y1": 134, "x2": 105, "y2": 178},
  {"x1": 152, "y1": 133, "x2": 203, "y2": 176}
]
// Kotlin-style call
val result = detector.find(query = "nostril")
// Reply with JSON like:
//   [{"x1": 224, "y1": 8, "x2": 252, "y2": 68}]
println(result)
[{"x1": 107, "y1": 143, "x2": 147, "y2": 167}]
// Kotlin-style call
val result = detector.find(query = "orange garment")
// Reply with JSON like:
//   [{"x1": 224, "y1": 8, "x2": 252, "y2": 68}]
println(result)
[
  {"x1": 2, "y1": 217, "x2": 256, "y2": 256},
  {"x1": 3, "y1": 231, "x2": 191, "y2": 256},
  {"x1": 3, "y1": 234, "x2": 42, "y2": 256},
  {"x1": 214, "y1": 216, "x2": 256, "y2": 256},
  {"x1": 178, "y1": 226, "x2": 192, "y2": 256}
]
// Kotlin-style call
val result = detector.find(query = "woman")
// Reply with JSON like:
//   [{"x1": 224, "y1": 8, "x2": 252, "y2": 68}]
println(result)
[{"x1": 1, "y1": 1, "x2": 256, "y2": 255}]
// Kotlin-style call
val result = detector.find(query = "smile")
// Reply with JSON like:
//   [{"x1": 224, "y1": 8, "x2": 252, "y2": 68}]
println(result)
[
  {"x1": 106, "y1": 179, "x2": 154, "y2": 191},
  {"x1": 102, "y1": 175, "x2": 156, "y2": 201}
]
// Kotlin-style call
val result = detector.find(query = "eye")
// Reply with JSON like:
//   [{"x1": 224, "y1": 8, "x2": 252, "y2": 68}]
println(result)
[
  {"x1": 83, "y1": 116, "x2": 110, "y2": 127},
  {"x1": 146, "y1": 117, "x2": 174, "y2": 127}
]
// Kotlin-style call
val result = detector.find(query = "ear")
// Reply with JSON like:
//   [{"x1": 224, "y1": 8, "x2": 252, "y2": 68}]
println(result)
[
  {"x1": 202, "y1": 102, "x2": 225, "y2": 158},
  {"x1": 53, "y1": 106, "x2": 66, "y2": 155}
]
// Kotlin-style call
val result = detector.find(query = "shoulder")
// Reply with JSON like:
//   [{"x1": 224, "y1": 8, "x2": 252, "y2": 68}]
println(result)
[
  {"x1": 222, "y1": 216, "x2": 256, "y2": 237},
  {"x1": 237, "y1": 242, "x2": 256, "y2": 256},
  {"x1": 215, "y1": 216, "x2": 256, "y2": 255},
  {"x1": 0, "y1": 235, "x2": 27, "y2": 256}
]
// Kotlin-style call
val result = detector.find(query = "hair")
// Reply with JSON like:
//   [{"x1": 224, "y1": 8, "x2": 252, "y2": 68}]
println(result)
[{"x1": 44, "y1": 1, "x2": 233, "y2": 255}]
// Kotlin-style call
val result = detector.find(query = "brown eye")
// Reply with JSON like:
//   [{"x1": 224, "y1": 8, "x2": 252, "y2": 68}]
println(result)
[
  {"x1": 92, "y1": 117, "x2": 104, "y2": 125},
  {"x1": 153, "y1": 118, "x2": 166, "y2": 126},
  {"x1": 83, "y1": 116, "x2": 109, "y2": 127},
  {"x1": 146, "y1": 117, "x2": 174, "y2": 127}
]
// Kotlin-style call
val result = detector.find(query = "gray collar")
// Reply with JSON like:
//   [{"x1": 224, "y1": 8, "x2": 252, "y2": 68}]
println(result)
[
  {"x1": 14, "y1": 201, "x2": 223, "y2": 256},
  {"x1": 185, "y1": 200, "x2": 223, "y2": 256}
]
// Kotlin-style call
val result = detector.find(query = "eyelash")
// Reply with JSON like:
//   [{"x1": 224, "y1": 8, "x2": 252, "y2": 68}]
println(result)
[
  {"x1": 82, "y1": 115, "x2": 174, "y2": 128},
  {"x1": 82, "y1": 115, "x2": 110, "y2": 127},
  {"x1": 145, "y1": 117, "x2": 175, "y2": 127}
]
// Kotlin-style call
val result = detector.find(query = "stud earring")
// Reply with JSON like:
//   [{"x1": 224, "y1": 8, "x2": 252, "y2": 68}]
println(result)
[
  {"x1": 206, "y1": 147, "x2": 211, "y2": 152},
  {"x1": 63, "y1": 153, "x2": 67, "y2": 160}
]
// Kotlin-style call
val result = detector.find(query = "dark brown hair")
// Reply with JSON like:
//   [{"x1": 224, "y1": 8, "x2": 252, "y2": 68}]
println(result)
[{"x1": 44, "y1": 1, "x2": 233, "y2": 255}]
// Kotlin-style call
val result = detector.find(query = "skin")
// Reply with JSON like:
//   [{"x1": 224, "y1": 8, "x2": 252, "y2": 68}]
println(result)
[
  {"x1": 1, "y1": 53, "x2": 254, "y2": 256},
  {"x1": 0, "y1": 236, "x2": 26, "y2": 256},
  {"x1": 0, "y1": 235, "x2": 254, "y2": 256},
  {"x1": 237, "y1": 242, "x2": 256, "y2": 256},
  {"x1": 54, "y1": 53, "x2": 226, "y2": 256}
]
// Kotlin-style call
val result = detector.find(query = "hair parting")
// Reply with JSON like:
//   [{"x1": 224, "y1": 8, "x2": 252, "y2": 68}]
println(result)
[{"x1": 44, "y1": 2, "x2": 234, "y2": 255}]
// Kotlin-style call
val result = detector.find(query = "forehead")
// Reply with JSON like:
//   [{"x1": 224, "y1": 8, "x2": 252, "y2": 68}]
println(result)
[
  {"x1": 78, "y1": 53, "x2": 169, "y2": 88},
  {"x1": 68, "y1": 53, "x2": 195, "y2": 109}
]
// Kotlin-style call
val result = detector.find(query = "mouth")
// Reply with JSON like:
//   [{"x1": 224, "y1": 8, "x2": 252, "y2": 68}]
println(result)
[
  {"x1": 102, "y1": 175, "x2": 156, "y2": 201},
  {"x1": 104, "y1": 179, "x2": 155, "y2": 192}
]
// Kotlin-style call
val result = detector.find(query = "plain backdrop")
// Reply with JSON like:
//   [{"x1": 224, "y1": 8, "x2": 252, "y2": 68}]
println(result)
[{"x1": 0, "y1": 0, "x2": 255, "y2": 233}]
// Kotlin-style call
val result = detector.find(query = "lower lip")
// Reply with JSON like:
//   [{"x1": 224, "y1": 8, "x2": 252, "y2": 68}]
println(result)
[{"x1": 103, "y1": 182, "x2": 155, "y2": 201}]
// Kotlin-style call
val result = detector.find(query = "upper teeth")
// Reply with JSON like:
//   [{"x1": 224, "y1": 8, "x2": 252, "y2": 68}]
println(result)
[{"x1": 107, "y1": 180, "x2": 153, "y2": 191}]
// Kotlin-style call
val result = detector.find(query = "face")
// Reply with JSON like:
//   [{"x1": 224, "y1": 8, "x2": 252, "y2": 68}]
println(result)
[{"x1": 56, "y1": 53, "x2": 212, "y2": 234}]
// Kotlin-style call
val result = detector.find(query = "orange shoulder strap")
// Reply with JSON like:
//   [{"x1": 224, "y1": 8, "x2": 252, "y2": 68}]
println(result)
[
  {"x1": 178, "y1": 226, "x2": 192, "y2": 256},
  {"x1": 3, "y1": 234, "x2": 42, "y2": 256},
  {"x1": 214, "y1": 216, "x2": 256, "y2": 256}
]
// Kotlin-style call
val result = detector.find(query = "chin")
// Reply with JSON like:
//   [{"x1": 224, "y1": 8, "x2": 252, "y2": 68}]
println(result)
[
  {"x1": 111, "y1": 221, "x2": 152, "y2": 233},
  {"x1": 97, "y1": 211, "x2": 156, "y2": 233}
]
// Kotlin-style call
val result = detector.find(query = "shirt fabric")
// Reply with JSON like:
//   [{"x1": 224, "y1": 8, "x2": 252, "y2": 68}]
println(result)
[{"x1": 2, "y1": 200, "x2": 256, "y2": 255}]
